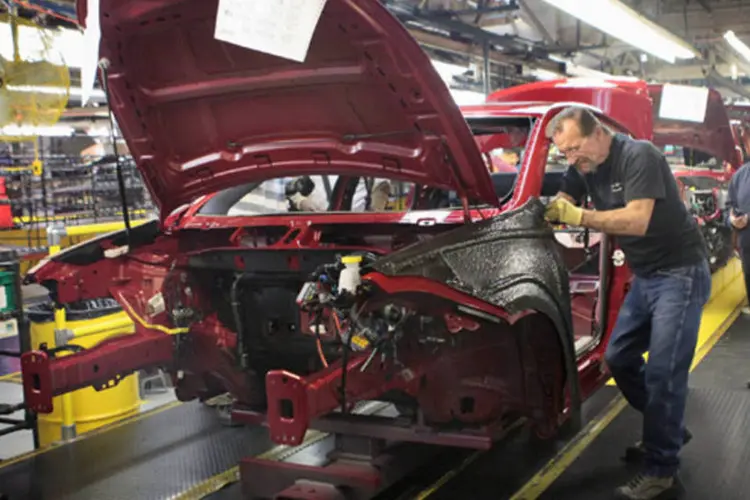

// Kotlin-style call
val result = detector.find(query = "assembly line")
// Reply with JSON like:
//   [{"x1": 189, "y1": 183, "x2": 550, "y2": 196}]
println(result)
[{"x1": 3, "y1": 0, "x2": 750, "y2": 499}]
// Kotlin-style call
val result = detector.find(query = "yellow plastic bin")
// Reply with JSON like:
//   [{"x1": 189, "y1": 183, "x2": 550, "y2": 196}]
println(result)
[{"x1": 27, "y1": 298, "x2": 141, "y2": 447}]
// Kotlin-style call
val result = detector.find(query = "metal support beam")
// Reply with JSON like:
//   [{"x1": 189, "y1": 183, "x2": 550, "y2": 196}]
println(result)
[
  {"x1": 387, "y1": 3, "x2": 541, "y2": 58},
  {"x1": 518, "y1": 0, "x2": 554, "y2": 45},
  {"x1": 696, "y1": 0, "x2": 712, "y2": 13},
  {"x1": 421, "y1": 1, "x2": 519, "y2": 17},
  {"x1": 407, "y1": 28, "x2": 564, "y2": 73},
  {"x1": 706, "y1": 69, "x2": 750, "y2": 100},
  {"x1": 483, "y1": 41, "x2": 491, "y2": 96}
]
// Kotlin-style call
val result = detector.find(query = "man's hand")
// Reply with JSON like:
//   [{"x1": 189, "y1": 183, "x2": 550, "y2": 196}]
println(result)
[
  {"x1": 730, "y1": 210, "x2": 748, "y2": 230},
  {"x1": 545, "y1": 196, "x2": 583, "y2": 226}
]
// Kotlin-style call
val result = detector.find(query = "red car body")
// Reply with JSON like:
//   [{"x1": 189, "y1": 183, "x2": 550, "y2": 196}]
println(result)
[{"x1": 18, "y1": 1, "x2": 730, "y2": 451}]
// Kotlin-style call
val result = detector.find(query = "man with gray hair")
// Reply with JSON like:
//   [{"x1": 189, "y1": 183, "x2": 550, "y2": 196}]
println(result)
[{"x1": 544, "y1": 106, "x2": 710, "y2": 499}]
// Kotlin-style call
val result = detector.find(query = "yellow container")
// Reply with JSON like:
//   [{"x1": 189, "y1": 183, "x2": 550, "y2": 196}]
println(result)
[{"x1": 27, "y1": 298, "x2": 141, "y2": 447}]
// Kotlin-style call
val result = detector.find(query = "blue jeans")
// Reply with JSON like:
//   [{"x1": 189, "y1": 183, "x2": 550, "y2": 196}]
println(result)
[{"x1": 604, "y1": 260, "x2": 711, "y2": 477}]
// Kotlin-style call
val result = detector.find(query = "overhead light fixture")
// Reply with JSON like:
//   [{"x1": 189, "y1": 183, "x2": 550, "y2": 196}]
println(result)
[
  {"x1": 539, "y1": 0, "x2": 698, "y2": 64},
  {"x1": 449, "y1": 89, "x2": 487, "y2": 106},
  {"x1": 724, "y1": 31, "x2": 750, "y2": 62},
  {"x1": 522, "y1": 66, "x2": 564, "y2": 81},
  {"x1": 0, "y1": 125, "x2": 76, "y2": 137},
  {"x1": 548, "y1": 55, "x2": 612, "y2": 78},
  {"x1": 6, "y1": 84, "x2": 106, "y2": 101}
]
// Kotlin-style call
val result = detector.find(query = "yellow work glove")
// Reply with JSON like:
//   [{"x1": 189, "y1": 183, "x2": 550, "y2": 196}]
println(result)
[{"x1": 545, "y1": 197, "x2": 583, "y2": 226}]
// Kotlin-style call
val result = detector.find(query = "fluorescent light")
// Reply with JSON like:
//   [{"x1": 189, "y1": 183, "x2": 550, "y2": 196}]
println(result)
[
  {"x1": 724, "y1": 31, "x2": 750, "y2": 62},
  {"x1": 0, "y1": 125, "x2": 75, "y2": 137},
  {"x1": 432, "y1": 60, "x2": 471, "y2": 81},
  {"x1": 6, "y1": 85, "x2": 106, "y2": 100},
  {"x1": 548, "y1": 55, "x2": 613, "y2": 78},
  {"x1": 522, "y1": 65, "x2": 564, "y2": 81},
  {"x1": 0, "y1": 22, "x2": 87, "y2": 68},
  {"x1": 449, "y1": 89, "x2": 486, "y2": 106},
  {"x1": 540, "y1": 0, "x2": 698, "y2": 63}
]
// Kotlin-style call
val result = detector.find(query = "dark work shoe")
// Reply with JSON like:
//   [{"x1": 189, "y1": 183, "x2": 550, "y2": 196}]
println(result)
[
  {"x1": 615, "y1": 473, "x2": 680, "y2": 499},
  {"x1": 623, "y1": 428, "x2": 692, "y2": 463}
]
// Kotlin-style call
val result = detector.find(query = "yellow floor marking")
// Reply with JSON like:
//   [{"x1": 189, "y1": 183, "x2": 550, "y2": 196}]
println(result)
[
  {"x1": 170, "y1": 428, "x2": 330, "y2": 500},
  {"x1": 0, "y1": 400, "x2": 183, "y2": 470},
  {"x1": 0, "y1": 371, "x2": 20, "y2": 383},
  {"x1": 508, "y1": 266, "x2": 746, "y2": 500}
]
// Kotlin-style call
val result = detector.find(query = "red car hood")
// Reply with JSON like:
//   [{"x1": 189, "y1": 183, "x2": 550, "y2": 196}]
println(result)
[
  {"x1": 648, "y1": 84, "x2": 743, "y2": 170},
  {"x1": 79, "y1": 0, "x2": 497, "y2": 217}
]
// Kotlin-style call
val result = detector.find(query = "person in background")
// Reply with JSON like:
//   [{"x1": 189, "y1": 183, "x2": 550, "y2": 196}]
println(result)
[
  {"x1": 726, "y1": 160, "x2": 750, "y2": 317},
  {"x1": 500, "y1": 148, "x2": 521, "y2": 169}
]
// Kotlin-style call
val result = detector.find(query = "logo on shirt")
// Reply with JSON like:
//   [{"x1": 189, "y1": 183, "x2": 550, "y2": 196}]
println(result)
[
  {"x1": 611, "y1": 182, "x2": 623, "y2": 193},
  {"x1": 612, "y1": 249, "x2": 625, "y2": 267}
]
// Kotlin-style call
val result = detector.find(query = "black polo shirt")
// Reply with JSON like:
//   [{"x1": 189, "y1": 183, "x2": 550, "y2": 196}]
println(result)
[{"x1": 559, "y1": 133, "x2": 708, "y2": 277}]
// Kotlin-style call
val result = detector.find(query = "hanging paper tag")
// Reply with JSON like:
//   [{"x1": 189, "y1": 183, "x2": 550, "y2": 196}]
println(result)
[
  {"x1": 658, "y1": 83, "x2": 710, "y2": 123},
  {"x1": 214, "y1": 0, "x2": 328, "y2": 63}
]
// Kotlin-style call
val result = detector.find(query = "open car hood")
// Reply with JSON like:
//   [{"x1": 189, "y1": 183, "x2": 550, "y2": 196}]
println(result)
[{"x1": 79, "y1": 0, "x2": 498, "y2": 217}]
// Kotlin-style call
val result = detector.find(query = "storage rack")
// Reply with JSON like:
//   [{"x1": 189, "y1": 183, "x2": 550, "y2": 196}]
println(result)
[
  {"x1": 0, "y1": 248, "x2": 37, "y2": 448},
  {"x1": 5, "y1": 154, "x2": 154, "y2": 225}
]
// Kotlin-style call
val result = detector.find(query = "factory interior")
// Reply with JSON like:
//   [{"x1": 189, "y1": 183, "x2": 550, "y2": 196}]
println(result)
[{"x1": 2, "y1": 0, "x2": 750, "y2": 499}]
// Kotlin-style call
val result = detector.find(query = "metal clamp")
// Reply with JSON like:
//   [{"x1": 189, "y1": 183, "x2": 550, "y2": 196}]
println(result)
[{"x1": 54, "y1": 328, "x2": 73, "y2": 347}]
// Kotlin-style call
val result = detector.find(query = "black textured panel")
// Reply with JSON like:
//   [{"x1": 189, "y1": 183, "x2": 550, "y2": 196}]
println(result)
[
  {"x1": 372, "y1": 198, "x2": 578, "y2": 404},
  {"x1": 373, "y1": 199, "x2": 570, "y2": 328},
  {"x1": 690, "y1": 315, "x2": 750, "y2": 390},
  {"x1": 0, "y1": 401, "x2": 272, "y2": 500},
  {"x1": 541, "y1": 386, "x2": 750, "y2": 500}
]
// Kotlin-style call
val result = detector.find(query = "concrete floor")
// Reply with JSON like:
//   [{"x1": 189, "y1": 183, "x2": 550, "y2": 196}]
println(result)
[{"x1": 0, "y1": 379, "x2": 178, "y2": 460}]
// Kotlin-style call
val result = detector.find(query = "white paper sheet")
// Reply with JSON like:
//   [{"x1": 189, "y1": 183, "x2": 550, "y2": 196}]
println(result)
[
  {"x1": 214, "y1": 0, "x2": 328, "y2": 63},
  {"x1": 658, "y1": 83, "x2": 710, "y2": 123}
]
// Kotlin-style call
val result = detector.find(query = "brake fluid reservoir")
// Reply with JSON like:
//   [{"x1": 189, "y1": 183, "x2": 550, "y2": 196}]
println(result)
[{"x1": 339, "y1": 255, "x2": 362, "y2": 294}]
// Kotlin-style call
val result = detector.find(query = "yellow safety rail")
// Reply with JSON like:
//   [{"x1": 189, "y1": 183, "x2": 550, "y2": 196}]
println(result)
[
  {"x1": 5, "y1": 218, "x2": 154, "y2": 275},
  {"x1": 47, "y1": 244, "x2": 76, "y2": 440}
]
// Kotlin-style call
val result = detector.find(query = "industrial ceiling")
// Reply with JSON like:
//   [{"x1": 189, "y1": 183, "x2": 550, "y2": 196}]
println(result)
[{"x1": 4, "y1": 0, "x2": 750, "y2": 106}]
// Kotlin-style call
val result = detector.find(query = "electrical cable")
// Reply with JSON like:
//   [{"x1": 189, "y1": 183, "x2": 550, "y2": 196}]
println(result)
[
  {"x1": 230, "y1": 274, "x2": 247, "y2": 369},
  {"x1": 313, "y1": 311, "x2": 329, "y2": 368},
  {"x1": 115, "y1": 290, "x2": 189, "y2": 335},
  {"x1": 98, "y1": 59, "x2": 133, "y2": 247}
]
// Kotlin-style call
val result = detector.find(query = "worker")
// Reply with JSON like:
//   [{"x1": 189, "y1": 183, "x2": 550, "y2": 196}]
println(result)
[
  {"x1": 544, "y1": 106, "x2": 710, "y2": 500},
  {"x1": 726, "y1": 160, "x2": 750, "y2": 317},
  {"x1": 500, "y1": 147, "x2": 521, "y2": 169}
]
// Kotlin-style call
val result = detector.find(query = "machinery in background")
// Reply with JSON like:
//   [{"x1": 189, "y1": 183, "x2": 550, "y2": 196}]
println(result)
[
  {"x1": 672, "y1": 167, "x2": 734, "y2": 272},
  {"x1": 0, "y1": 151, "x2": 156, "y2": 273},
  {"x1": 0, "y1": 248, "x2": 35, "y2": 446},
  {"x1": 648, "y1": 84, "x2": 741, "y2": 271}
]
